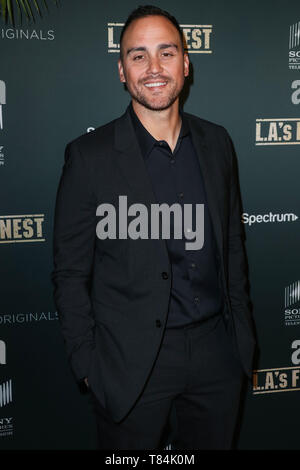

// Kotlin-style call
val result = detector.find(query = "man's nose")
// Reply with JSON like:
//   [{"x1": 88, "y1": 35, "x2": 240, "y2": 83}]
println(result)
[{"x1": 147, "y1": 55, "x2": 163, "y2": 74}]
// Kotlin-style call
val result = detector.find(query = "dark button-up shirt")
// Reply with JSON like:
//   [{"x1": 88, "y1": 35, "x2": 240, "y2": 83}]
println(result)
[{"x1": 129, "y1": 102, "x2": 223, "y2": 329}]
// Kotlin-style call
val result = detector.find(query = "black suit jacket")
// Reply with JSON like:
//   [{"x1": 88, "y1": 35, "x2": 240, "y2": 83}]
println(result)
[{"x1": 52, "y1": 104, "x2": 256, "y2": 423}]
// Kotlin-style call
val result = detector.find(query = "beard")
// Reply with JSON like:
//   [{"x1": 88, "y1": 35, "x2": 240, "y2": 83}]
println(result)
[{"x1": 125, "y1": 76, "x2": 183, "y2": 111}]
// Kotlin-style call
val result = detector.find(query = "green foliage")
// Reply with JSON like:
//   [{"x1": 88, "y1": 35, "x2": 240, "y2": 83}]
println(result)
[{"x1": 0, "y1": 0, "x2": 58, "y2": 26}]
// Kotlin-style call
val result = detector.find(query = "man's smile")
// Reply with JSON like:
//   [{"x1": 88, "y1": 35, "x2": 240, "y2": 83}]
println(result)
[{"x1": 144, "y1": 81, "x2": 167, "y2": 89}]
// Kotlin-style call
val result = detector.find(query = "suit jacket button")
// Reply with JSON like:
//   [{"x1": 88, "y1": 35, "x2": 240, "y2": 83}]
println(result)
[
  {"x1": 161, "y1": 272, "x2": 168, "y2": 280},
  {"x1": 156, "y1": 319, "x2": 162, "y2": 328}
]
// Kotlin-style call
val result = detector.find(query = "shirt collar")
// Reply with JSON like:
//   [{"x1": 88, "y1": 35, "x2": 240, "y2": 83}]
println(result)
[{"x1": 129, "y1": 101, "x2": 189, "y2": 160}]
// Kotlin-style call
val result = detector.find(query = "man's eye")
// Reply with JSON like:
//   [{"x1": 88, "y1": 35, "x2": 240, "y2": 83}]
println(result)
[
  {"x1": 133, "y1": 55, "x2": 144, "y2": 60},
  {"x1": 162, "y1": 52, "x2": 173, "y2": 57}
]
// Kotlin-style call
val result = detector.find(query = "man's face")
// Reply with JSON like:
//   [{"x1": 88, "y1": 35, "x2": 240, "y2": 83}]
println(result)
[{"x1": 118, "y1": 15, "x2": 189, "y2": 111}]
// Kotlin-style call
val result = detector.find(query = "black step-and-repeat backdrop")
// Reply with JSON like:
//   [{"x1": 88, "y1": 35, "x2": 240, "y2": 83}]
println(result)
[{"x1": 0, "y1": 0, "x2": 299, "y2": 450}]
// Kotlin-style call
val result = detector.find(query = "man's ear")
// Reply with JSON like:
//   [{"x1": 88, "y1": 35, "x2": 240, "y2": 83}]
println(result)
[
  {"x1": 118, "y1": 59, "x2": 126, "y2": 83},
  {"x1": 183, "y1": 52, "x2": 190, "y2": 78}
]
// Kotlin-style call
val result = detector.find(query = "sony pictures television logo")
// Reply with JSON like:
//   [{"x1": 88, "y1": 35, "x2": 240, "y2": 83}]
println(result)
[
  {"x1": 0, "y1": 80, "x2": 6, "y2": 130},
  {"x1": 0, "y1": 342, "x2": 14, "y2": 437},
  {"x1": 107, "y1": 22, "x2": 213, "y2": 54},
  {"x1": 284, "y1": 280, "x2": 300, "y2": 326},
  {"x1": 0, "y1": 380, "x2": 12, "y2": 408},
  {"x1": 0, "y1": 146, "x2": 4, "y2": 167},
  {"x1": 0, "y1": 80, "x2": 6, "y2": 167},
  {"x1": 0, "y1": 340, "x2": 6, "y2": 365},
  {"x1": 289, "y1": 21, "x2": 300, "y2": 70},
  {"x1": 0, "y1": 417, "x2": 13, "y2": 438}
]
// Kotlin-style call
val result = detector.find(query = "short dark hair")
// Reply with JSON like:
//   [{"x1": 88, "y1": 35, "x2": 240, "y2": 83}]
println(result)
[{"x1": 119, "y1": 5, "x2": 185, "y2": 61}]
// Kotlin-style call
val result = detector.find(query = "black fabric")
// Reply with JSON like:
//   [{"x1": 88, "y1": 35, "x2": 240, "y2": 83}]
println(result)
[
  {"x1": 52, "y1": 103, "x2": 256, "y2": 423},
  {"x1": 90, "y1": 316, "x2": 245, "y2": 450},
  {"x1": 129, "y1": 102, "x2": 223, "y2": 328}
]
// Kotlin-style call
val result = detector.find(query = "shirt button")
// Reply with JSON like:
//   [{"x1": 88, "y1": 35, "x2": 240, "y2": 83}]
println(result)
[
  {"x1": 190, "y1": 262, "x2": 196, "y2": 268},
  {"x1": 161, "y1": 272, "x2": 169, "y2": 280},
  {"x1": 170, "y1": 158, "x2": 175, "y2": 164},
  {"x1": 194, "y1": 296, "x2": 199, "y2": 303},
  {"x1": 156, "y1": 319, "x2": 162, "y2": 328},
  {"x1": 179, "y1": 192, "x2": 184, "y2": 198}
]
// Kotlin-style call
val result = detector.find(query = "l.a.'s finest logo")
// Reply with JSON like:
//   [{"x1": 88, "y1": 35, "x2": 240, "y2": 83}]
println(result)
[
  {"x1": 289, "y1": 21, "x2": 300, "y2": 70},
  {"x1": 0, "y1": 80, "x2": 6, "y2": 130},
  {"x1": 0, "y1": 214, "x2": 45, "y2": 244},
  {"x1": 253, "y1": 341, "x2": 300, "y2": 394},
  {"x1": 253, "y1": 366, "x2": 300, "y2": 394},
  {"x1": 180, "y1": 24, "x2": 212, "y2": 53},
  {"x1": 255, "y1": 118, "x2": 300, "y2": 145},
  {"x1": 284, "y1": 280, "x2": 300, "y2": 327},
  {"x1": 107, "y1": 23, "x2": 213, "y2": 54}
]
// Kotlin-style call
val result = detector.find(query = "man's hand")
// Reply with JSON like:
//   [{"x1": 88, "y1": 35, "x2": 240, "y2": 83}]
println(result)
[{"x1": 84, "y1": 377, "x2": 89, "y2": 388}]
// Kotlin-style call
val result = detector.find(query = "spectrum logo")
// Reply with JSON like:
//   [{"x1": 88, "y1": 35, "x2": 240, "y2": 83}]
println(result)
[{"x1": 242, "y1": 212, "x2": 298, "y2": 226}]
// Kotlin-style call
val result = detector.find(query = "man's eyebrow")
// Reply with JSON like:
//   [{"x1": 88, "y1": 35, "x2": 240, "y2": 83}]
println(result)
[
  {"x1": 127, "y1": 46, "x2": 146, "y2": 56},
  {"x1": 126, "y1": 43, "x2": 179, "y2": 56},
  {"x1": 158, "y1": 43, "x2": 179, "y2": 50}
]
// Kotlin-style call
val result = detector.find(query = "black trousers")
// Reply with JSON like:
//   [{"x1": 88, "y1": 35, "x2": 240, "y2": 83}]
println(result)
[{"x1": 89, "y1": 315, "x2": 246, "y2": 450}]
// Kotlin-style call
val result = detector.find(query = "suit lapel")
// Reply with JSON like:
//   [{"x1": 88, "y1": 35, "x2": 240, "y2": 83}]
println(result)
[
  {"x1": 113, "y1": 105, "x2": 224, "y2": 261},
  {"x1": 186, "y1": 116, "x2": 224, "y2": 258},
  {"x1": 114, "y1": 106, "x2": 170, "y2": 265},
  {"x1": 114, "y1": 106, "x2": 157, "y2": 206}
]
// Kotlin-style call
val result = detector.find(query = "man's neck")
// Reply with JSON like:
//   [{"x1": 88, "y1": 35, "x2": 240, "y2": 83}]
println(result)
[{"x1": 131, "y1": 99, "x2": 182, "y2": 153}]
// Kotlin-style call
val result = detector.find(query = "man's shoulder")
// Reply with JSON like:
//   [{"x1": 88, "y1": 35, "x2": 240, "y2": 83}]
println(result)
[
  {"x1": 66, "y1": 115, "x2": 119, "y2": 153},
  {"x1": 183, "y1": 110, "x2": 229, "y2": 138}
]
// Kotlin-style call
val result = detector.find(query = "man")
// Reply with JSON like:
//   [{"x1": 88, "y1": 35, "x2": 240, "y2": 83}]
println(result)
[{"x1": 52, "y1": 5, "x2": 256, "y2": 450}]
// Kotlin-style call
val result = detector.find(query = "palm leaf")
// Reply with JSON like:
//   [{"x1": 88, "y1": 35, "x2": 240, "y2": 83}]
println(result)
[
  {"x1": 19, "y1": 0, "x2": 31, "y2": 20},
  {"x1": 0, "y1": 0, "x2": 7, "y2": 17},
  {"x1": 7, "y1": 0, "x2": 14, "y2": 25},
  {"x1": 0, "y1": 0, "x2": 59, "y2": 26},
  {"x1": 15, "y1": 0, "x2": 21, "y2": 16},
  {"x1": 33, "y1": 0, "x2": 41, "y2": 16},
  {"x1": 26, "y1": 0, "x2": 35, "y2": 21},
  {"x1": 41, "y1": 0, "x2": 48, "y2": 12}
]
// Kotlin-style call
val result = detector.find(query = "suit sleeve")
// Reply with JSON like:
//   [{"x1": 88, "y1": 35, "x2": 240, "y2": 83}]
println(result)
[
  {"x1": 52, "y1": 141, "x2": 96, "y2": 383},
  {"x1": 223, "y1": 129, "x2": 255, "y2": 333}
]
